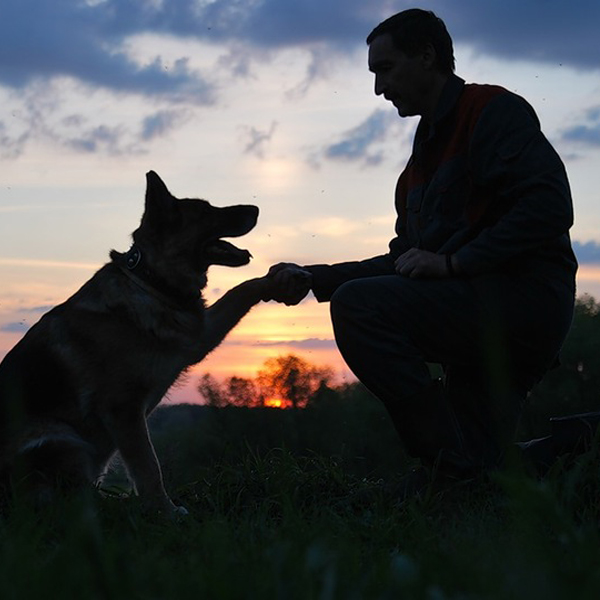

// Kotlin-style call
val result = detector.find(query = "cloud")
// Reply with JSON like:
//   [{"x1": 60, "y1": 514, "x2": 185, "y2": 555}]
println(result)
[
  {"x1": 111, "y1": 0, "x2": 600, "y2": 73},
  {"x1": 0, "y1": 121, "x2": 29, "y2": 159},
  {"x1": 324, "y1": 109, "x2": 394, "y2": 164},
  {"x1": 0, "y1": 321, "x2": 30, "y2": 334},
  {"x1": 310, "y1": 108, "x2": 410, "y2": 168},
  {"x1": 251, "y1": 338, "x2": 337, "y2": 350},
  {"x1": 436, "y1": 0, "x2": 600, "y2": 71},
  {"x1": 573, "y1": 240, "x2": 600, "y2": 264},
  {"x1": 143, "y1": 0, "x2": 370, "y2": 49},
  {"x1": 67, "y1": 124, "x2": 134, "y2": 155},
  {"x1": 0, "y1": 0, "x2": 215, "y2": 103},
  {"x1": 0, "y1": 86, "x2": 193, "y2": 157},
  {"x1": 3, "y1": 1, "x2": 597, "y2": 104},
  {"x1": 240, "y1": 121, "x2": 278, "y2": 158},
  {"x1": 219, "y1": 338, "x2": 338, "y2": 350},
  {"x1": 147, "y1": 0, "x2": 600, "y2": 73},
  {"x1": 2, "y1": 0, "x2": 599, "y2": 159},
  {"x1": 23, "y1": 305, "x2": 55, "y2": 314},
  {"x1": 141, "y1": 109, "x2": 192, "y2": 141},
  {"x1": 563, "y1": 125, "x2": 600, "y2": 148},
  {"x1": 561, "y1": 106, "x2": 600, "y2": 148}
]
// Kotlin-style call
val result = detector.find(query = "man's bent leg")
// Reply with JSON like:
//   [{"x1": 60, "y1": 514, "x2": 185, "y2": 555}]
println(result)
[{"x1": 329, "y1": 275, "x2": 524, "y2": 471}]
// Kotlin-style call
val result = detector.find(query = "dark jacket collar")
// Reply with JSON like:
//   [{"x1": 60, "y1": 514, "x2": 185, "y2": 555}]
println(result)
[{"x1": 414, "y1": 74, "x2": 466, "y2": 146}]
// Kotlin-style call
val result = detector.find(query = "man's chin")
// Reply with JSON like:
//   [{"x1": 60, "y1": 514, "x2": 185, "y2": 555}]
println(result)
[
  {"x1": 395, "y1": 104, "x2": 418, "y2": 118},
  {"x1": 391, "y1": 100, "x2": 407, "y2": 116}
]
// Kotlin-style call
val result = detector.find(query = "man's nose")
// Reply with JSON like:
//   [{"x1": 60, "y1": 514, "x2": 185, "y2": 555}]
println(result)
[{"x1": 374, "y1": 75, "x2": 385, "y2": 96}]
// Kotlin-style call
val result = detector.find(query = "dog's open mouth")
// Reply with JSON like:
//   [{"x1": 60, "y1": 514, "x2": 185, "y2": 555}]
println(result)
[
  {"x1": 202, "y1": 204, "x2": 258, "y2": 267},
  {"x1": 204, "y1": 239, "x2": 252, "y2": 267}
]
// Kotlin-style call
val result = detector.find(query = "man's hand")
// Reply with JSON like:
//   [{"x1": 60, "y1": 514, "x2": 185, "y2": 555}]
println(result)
[
  {"x1": 394, "y1": 249, "x2": 456, "y2": 278},
  {"x1": 265, "y1": 263, "x2": 312, "y2": 306}
]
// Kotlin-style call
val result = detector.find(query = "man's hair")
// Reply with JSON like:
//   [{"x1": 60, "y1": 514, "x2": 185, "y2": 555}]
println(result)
[{"x1": 366, "y1": 9, "x2": 455, "y2": 74}]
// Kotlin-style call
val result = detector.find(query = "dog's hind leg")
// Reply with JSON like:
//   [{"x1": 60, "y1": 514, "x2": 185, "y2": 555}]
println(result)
[{"x1": 12, "y1": 424, "x2": 96, "y2": 507}]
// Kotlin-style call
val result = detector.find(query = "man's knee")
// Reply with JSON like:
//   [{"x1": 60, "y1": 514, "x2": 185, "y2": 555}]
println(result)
[{"x1": 330, "y1": 279, "x2": 369, "y2": 324}]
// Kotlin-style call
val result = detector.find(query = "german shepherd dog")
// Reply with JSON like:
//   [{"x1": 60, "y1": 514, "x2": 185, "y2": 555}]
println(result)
[{"x1": 0, "y1": 171, "x2": 273, "y2": 515}]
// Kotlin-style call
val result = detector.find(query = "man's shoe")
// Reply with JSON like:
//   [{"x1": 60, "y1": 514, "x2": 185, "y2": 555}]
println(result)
[{"x1": 517, "y1": 411, "x2": 600, "y2": 474}]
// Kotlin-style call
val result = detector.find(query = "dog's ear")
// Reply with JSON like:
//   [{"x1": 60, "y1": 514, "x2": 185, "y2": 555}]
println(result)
[
  {"x1": 144, "y1": 171, "x2": 176, "y2": 222},
  {"x1": 146, "y1": 170, "x2": 172, "y2": 202}
]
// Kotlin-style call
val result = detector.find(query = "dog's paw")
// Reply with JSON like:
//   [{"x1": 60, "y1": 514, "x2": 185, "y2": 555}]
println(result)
[{"x1": 171, "y1": 504, "x2": 189, "y2": 518}]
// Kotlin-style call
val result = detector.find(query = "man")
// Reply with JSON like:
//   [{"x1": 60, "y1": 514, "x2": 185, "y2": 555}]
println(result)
[{"x1": 268, "y1": 9, "x2": 577, "y2": 483}]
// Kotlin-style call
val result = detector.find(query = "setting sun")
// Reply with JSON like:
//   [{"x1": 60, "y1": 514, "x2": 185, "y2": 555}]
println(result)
[{"x1": 263, "y1": 397, "x2": 288, "y2": 409}]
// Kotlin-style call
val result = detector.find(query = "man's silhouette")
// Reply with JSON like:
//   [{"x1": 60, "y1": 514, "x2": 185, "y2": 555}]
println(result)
[{"x1": 268, "y1": 9, "x2": 577, "y2": 487}]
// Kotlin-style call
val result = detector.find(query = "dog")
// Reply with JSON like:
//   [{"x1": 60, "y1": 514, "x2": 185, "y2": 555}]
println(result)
[{"x1": 0, "y1": 171, "x2": 274, "y2": 514}]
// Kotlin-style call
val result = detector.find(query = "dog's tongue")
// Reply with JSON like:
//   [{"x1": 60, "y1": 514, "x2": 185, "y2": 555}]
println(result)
[{"x1": 206, "y1": 240, "x2": 252, "y2": 267}]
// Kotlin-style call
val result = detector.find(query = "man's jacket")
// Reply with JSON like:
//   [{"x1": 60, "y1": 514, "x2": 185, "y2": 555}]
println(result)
[{"x1": 307, "y1": 75, "x2": 577, "y2": 302}]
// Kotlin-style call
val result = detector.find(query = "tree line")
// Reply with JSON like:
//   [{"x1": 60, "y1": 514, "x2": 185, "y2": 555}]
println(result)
[
  {"x1": 195, "y1": 295, "x2": 600, "y2": 437},
  {"x1": 197, "y1": 354, "x2": 334, "y2": 410}
]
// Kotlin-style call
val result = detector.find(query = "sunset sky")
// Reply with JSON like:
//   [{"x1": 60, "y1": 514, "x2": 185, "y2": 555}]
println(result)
[{"x1": 1, "y1": 0, "x2": 600, "y2": 403}]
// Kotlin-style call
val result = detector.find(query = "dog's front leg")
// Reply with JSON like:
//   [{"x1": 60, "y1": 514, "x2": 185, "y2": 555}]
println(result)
[
  {"x1": 202, "y1": 277, "x2": 271, "y2": 353},
  {"x1": 107, "y1": 409, "x2": 184, "y2": 515}
]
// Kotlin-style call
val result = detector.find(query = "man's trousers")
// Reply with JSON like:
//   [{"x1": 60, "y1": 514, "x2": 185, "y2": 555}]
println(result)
[{"x1": 329, "y1": 272, "x2": 574, "y2": 470}]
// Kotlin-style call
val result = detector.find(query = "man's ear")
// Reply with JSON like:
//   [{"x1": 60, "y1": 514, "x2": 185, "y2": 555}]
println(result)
[{"x1": 420, "y1": 43, "x2": 437, "y2": 71}]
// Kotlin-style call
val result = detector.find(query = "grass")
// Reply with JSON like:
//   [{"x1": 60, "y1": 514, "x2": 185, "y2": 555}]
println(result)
[{"x1": 2, "y1": 443, "x2": 600, "y2": 600}]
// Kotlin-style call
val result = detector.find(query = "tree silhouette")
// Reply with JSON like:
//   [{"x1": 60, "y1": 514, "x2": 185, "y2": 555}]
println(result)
[
  {"x1": 197, "y1": 373, "x2": 261, "y2": 407},
  {"x1": 226, "y1": 376, "x2": 259, "y2": 407},
  {"x1": 257, "y1": 355, "x2": 333, "y2": 409},
  {"x1": 197, "y1": 354, "x2": 334, "y2": 408},
  {"x1": 197, "y1": 373, "x2": 226, "y2": 407}
]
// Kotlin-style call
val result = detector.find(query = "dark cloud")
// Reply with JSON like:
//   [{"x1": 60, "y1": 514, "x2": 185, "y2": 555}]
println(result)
[
  {"x1": 251, "y1": 338, "x2": 338, "y2": 350},
  {"x1": 106, "y1": 0, "x2": 599, "y2": 72},
  {"x1": 310, "y1": 108, "x2": 411, "y2": 168},
  {"x1": 67, "y1": 124, "x2": 133, "y2": 155},
  {"x1": 563, "y1": 125, "x2": 600, "y2": 147},
  {"x1": 573, "y1": 240, "x2": 600, "y2": 264},
  {"x1": 0, "y1": 0, "x2": 215, "y2": 103},
  {"x1": 324, "y1": 109, "x2": 395, "y2": 165},
  {"x1": 141, "y1": 0, "x2": 600, "y2": 73},
  {"x1": 141, "y1": 109, "x2": 191, "y2": 141},
  {"x1": 0, "y1": 321, "x2": 30, "y2": 333},
  {"x1": 561, "y1": 106, "x2": 600, "y2": 148},
  {"x1": 107, "y1": 0, "x2": 369, "y2": 49},
  {"x1": 65, "y1": 113, "x2": 188, "y2": 155},
  {"x1": 435, "y1": 0, "x2": 600, "y2": 71},
  {"x1": 3, "y1": 0, "x2": 597, "y2": 104},
  {"x1": 23, "y1": 305, "x2": 54, "y2": 314},
  {"x1": 1, "y1": 1, "x2": 598, "y2": 160}
]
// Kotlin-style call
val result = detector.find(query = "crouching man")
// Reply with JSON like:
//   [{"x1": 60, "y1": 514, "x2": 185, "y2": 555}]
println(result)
[{"x1": 268, "y1": 9, "x2": 577, "y2": 491}]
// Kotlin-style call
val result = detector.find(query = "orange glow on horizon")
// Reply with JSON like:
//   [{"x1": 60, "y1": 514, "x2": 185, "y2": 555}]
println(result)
[{"x1": 263, "y1": 397, "x2": 289, "y2": 409}]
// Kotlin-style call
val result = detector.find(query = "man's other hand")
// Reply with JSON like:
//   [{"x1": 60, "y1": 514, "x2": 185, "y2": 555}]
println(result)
[{"x1": 394, "y1": 249, "x2": 454, "y2": 278}]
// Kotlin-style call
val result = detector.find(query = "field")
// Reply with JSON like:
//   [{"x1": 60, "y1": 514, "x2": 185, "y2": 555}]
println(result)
[{"x1": 1, "y1": 388, "x2": 600, "y2": 600}]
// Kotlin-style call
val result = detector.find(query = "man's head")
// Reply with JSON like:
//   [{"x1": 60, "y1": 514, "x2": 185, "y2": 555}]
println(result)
[
  {"x1": 367, "y1": 9, "x2": 455, "y2": 75},
  {"x1": 366, "y1": 9, "x2": 455, "y2": 119}
]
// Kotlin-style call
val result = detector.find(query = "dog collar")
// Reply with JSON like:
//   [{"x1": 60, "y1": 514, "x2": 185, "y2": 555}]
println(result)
[
  {"x1": 125, "y1": 246, "x2": 142, "y2": 270},
  {"x1": 119, "y1": 245, "x2": 200, "y2": 310}
]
